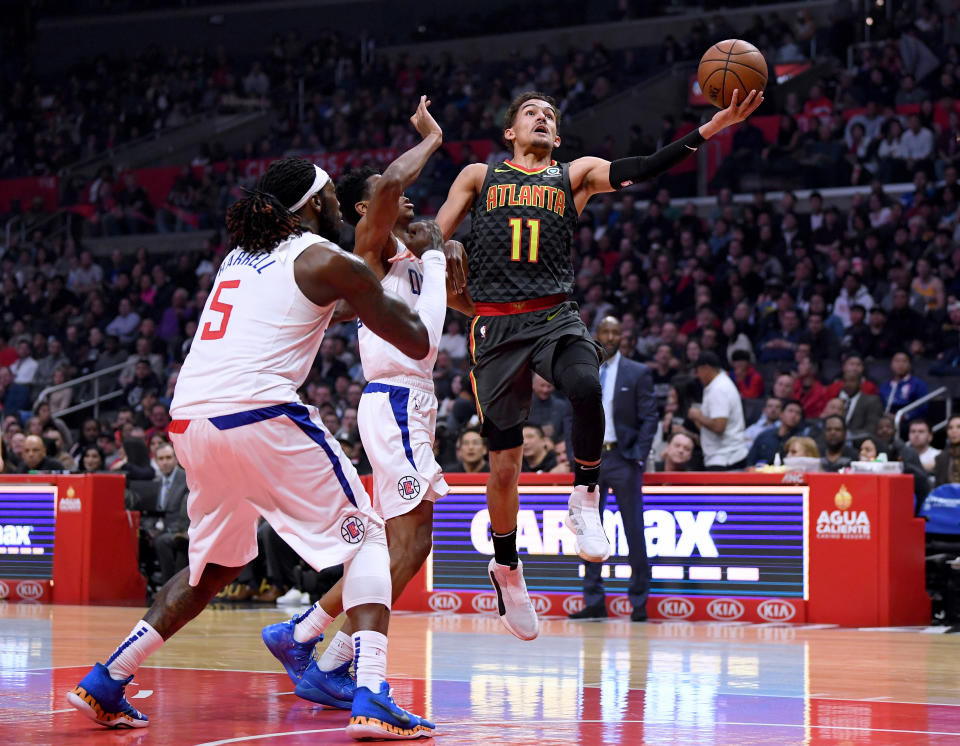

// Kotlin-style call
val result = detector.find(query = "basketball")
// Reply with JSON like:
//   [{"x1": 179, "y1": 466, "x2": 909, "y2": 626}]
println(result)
[{"x1": 697, "y1": 39, "x2": 768, "y2": 109}]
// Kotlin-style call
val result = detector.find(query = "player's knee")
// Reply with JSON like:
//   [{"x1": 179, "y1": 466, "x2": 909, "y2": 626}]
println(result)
[
  {"x1": 560, "y1": 363, "x2": 601, "y2": 410},
  {"x1": 488, "y1": 457, "x2": 521, "y2": 489},
  {"x1": 342, "y1": 520, "x2": 392, "y2": 610}
]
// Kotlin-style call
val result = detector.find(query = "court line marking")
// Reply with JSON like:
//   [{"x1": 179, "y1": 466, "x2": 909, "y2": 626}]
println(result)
[
  {"x1": 193, "y1": 720, "x2": 960, "y2": 744},
  {"x1": 23, "y1": 665, "x2": 960, "y2": 709},
  {"x1": 43, "y1": 708, "x2": 74, "y2": 714}
]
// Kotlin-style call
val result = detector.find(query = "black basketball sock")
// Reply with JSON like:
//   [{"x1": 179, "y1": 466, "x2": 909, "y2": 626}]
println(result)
[
  {"x1": 491, "y1": 529, "x2": 518, "y2": 568},
  {"x1": 573, "y1": 462, "x2": 600, "y2": 489}
]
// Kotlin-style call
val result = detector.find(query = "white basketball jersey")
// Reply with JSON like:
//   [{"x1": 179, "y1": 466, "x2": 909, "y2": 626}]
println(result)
[
  {"x1": 358, "y1": 238, "x2": 436, "y2": 383},
  {"x1": 171, "y1": 231, "x2": 336, "y2": 418}
]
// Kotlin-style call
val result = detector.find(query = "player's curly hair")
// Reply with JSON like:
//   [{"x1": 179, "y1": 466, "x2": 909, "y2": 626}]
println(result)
[
  {"x1": 335, "y1": 166, "x2": 380, "y2": 227},
  {"x1": 225, "y1": 157, "x2": 317, "y2": 254},
  {"x1": 503, "y1": 91, "x2": 560, "y2": 154}
]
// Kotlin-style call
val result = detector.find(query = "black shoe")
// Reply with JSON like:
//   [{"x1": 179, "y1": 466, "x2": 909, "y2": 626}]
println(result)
[
  {"x1": 631, "y1": 607, "x2": 648, "y2": 622},
  {"x1": 568, "y1": 602, "x2": 607, "y2": 619}
]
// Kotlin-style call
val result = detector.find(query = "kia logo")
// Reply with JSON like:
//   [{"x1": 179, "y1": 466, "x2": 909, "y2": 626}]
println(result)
[
  {"x1": 471, "y1": 594, "x2": 498, "y2": 614},
  {"x1": 0, "y1": 580, "x2": 8, "y2": 599},
  {"x1": 757, "y1": 599, "x2": 795, "y2": 622},
  {"x1": 706, "y1": 599, "x2": 744, "y2": 621},
  {"x1": 657, "y1": 597, "x2": 695, "y2": 619},
  {"x1": 610, "y1": 596, "x2": 632, "y2": 617},
  {"x1": 428, "y1": 592, "x2": 461, "y2": 613},
  {"x1": 529, "y1": 594, "x2": 551, "y2": 615},
  {"x1": 16, "y1": 581, "x2": 43, "y2": 600},
  {"x1": 562, "y1": 596, "x2": 584, "y2": 615}
]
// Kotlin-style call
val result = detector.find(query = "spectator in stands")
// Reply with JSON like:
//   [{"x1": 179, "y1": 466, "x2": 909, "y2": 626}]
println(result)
[
  {"x1": 444, "y1": 427, "x2": 489, "y2": 474},
  {"x1": 887, "y1": 287, "x2": 926, "y2": 352},
  {"x1": 33, "y1": 337, "x2": 70, "y2": 393},
  {"x1": 839, "y1": 371, "x2": 883, "y2": 441},
  {"x1": 687, "y1": 351, "x2": 748, "y2": 471},
  {"x1": 900, "y1": 114, "x2": 934, "y2": 175},
  {"x1": 152, "y1": 443, "x2": 190, "y2": 585},
  {"x1": 744, "y1": 396, "x2": 783, "y2": 445},
  {"x1": 109, "y1": 436, "x2": 156, "y2": 480},
  {"x1": 746, "y1": 399, "x2": 805, "y2": 466},
  {"x1": 123, "y1": 359, "x2": 162, "y2": 409},
  {"x1": 527, "y1": 374, "x2": 567, "y2": 441},
  {"x1": 758, "y1": 308, "x2": 802, "y2": 363},
  {"x1": 76, "y1": 446, "x2": 105, "y2": 474},
  {"x1": 18, "y1": 434, "x2": 64, "y2": 473},
  {"x1": 879, "y1": 351, "x2": 929, "y2": 422},
  {"x1": 934, "y1": 415, "x2": 960, "y2": 486},
  {"x1": 785, "y1": 436, "x2": 819, "y2": 459},
  {"x1": 908, "y1": 419, "x2": 940, "y2": 472},
  {"x1": 833, "y1": 273, "x2": 875, "y2": 329},
  {"x1": 825, "y1": 354, "x2": 879, "y2": 398},
  {"x1": 820, "y1": 415, "x2": 859, "y2": 472},
  {"x1": 521, "y1": 424, "x2": 558, "y2": 473},
  {"x1": 864, "y1": 306, "x2": 894, "y2": 358},
  {"x1": 730, "y1": 349, "x2": 764, "y2": 399},
  {"x1": 105, "y1": 298, "x2": 141, "y2": 345},
  {"x1": 792, "y1": 358, "x2": 828, "y2": 418},
  {"x1": 44, "y1": 367, "x2": 73, "y2": 413},
  {"x1": 43, "y1": 427, "x2": 75, "y2": 471},
  {"x1": 858, "y1": 437, "x2": 879, "y2": 461},
  {"x1": 438, "y1": 318, "x2": 468, "y2": 362},
  {"x1": 652, "y1": 430, "x2": 695, "y2": 472},
  {"x1": 800, "y1": 312, "x2": 840, "y2": 363}
]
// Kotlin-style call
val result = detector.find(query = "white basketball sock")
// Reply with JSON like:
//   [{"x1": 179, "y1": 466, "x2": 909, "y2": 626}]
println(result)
[
  {"x1": 105, "y1": 620, "x2": 164, "y2": 681},
  {"x1": 353, "y1": 630, "x2": 388, "y2": 691},
  {"x1": 317, "y1": 630, "x2": 354, "y2": 671},
  {"x1": 293, "y1": 603, "x2": 334, "y2": 642}
]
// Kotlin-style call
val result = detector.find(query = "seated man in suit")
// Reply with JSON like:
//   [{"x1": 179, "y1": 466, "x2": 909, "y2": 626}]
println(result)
[
  {"x1": 838, "y1": 371, "x2": 883, "y2": 442},
  {"x1": 151, "y1": 442, "x2": 190, "y2": 584},
  {"x1": 567, "y1": 316, "x2": 658, "y2": 622}
]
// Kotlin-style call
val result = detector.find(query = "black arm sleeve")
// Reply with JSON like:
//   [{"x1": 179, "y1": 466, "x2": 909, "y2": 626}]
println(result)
[{"x1": 608, "y1": 128, "x2": 707, "y2": 189}]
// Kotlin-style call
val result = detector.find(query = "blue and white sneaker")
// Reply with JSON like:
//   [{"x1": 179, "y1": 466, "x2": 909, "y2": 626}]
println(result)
[
  {"x1": 295, "y1": 659, "x2": 356, "y2": 708},
  {"x1": 261, "y1": 615, "x2": 320, "y2": 685},
  {"x1": 346, "y1": 681, "x2": 434, "y2": 740},
  {"x1": 66, "y1": 662, "x2": 148, "y2": 729}
]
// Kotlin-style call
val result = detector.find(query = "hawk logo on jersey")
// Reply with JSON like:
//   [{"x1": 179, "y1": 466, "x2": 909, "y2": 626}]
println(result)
[
  {"x1": 340, "y1": 516, "x2": 365, "y2": 544},
  {"x1": 398, "y1": 476, "x2": 421, "y2": 500}
]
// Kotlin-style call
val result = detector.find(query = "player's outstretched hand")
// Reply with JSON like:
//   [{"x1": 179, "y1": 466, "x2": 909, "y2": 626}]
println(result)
[
  {"x1": 709, "y1": 89, "x2": 764, "y2": 131},
  {"x1": 410, "y1": 94, "x2": 442, "y2": 142},
  {"x1": 400, "y1": 219, "x2": 445, "y2": 259}
]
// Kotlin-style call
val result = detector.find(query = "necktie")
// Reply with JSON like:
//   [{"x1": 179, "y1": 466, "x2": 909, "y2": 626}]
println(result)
[{"x1": 158, "y1": 476, "x2": 170, "y2": 512}]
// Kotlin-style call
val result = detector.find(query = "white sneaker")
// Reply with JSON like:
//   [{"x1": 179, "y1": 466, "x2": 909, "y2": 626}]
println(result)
[
  {"x1": 276, "y1": 587, "x2": 309, "y2": 606},
  {"x1": 487, "y1": 559, "x2": 539, "y2": 641},
  {"x1": 565, "y1": 485, "x2": 611, "y2": 562}
]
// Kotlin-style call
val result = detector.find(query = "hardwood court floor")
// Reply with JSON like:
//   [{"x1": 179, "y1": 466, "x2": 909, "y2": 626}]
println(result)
[{"x1": 2, "y1": 603, "x2": 960, "y2": 745}]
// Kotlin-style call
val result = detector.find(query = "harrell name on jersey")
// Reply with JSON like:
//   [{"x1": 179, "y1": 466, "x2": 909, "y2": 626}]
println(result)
[
  {"x1": 464, "y1": 160, "x2": 579, "y2": 304},
  {"x1": 171, "y1": 231, "x2": 335, "y2": 418}
]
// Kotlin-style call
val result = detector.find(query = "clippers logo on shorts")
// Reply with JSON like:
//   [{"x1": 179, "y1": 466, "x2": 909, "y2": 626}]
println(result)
[
  {"x1": 340, "y1": 516, "x2": 365, "y2": 544},
  {"x1": 398, "y1": 476, "x2": 421, "y2": 501}
]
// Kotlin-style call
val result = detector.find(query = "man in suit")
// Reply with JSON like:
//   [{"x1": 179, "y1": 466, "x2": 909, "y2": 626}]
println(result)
[
  {"x1": 839, "y1": 371, "x2": 883, "y2": 442},
  {"x1": 151, "y1": 442, "x2": 190, "y2": 584},
  {"x1": 566, "y1": 316, "x2": 658, "y2": 622}
]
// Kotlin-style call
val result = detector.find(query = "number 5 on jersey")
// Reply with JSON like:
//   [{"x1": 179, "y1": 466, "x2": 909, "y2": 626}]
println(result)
[
  {"x1": 200, "y1": 279, "x2": 241, "y2": 340},
  {"x1": 509, "y1": 217, "x2": 540, "y2": 263}
]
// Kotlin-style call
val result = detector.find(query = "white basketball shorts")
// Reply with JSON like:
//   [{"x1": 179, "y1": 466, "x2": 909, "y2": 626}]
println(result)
[
  {"x1": 168, "y1": 402, "x2": 382, "y2": 586},
  {"x1": 358, "y1": 377, "x2": 449, "y2": 521}
]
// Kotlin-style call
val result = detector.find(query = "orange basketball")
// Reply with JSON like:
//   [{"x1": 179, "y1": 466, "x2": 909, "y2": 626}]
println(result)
[{"x1": 697, "y1": 39, "x2": 768, "y2": 109}]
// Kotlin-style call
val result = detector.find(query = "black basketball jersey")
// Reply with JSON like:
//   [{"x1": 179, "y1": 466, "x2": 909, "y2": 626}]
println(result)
[{"x1": 464, "y1": 159, "x2": 579, "y2": 303}]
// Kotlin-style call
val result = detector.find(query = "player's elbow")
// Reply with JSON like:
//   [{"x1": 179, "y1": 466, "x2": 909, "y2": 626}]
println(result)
[{"x1": 401, "y1": 331, "x2": 430, "y2": 361}]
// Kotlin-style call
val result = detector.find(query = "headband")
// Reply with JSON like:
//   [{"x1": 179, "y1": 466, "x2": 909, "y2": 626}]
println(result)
[{"x1": 287, "y1": 165, "x2": 331, "y2": 212}]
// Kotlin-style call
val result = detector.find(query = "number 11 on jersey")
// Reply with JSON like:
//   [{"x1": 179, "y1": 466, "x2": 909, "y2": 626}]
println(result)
[{"x1": 508, "y1": 217, "x2": 540, "y2": 263}]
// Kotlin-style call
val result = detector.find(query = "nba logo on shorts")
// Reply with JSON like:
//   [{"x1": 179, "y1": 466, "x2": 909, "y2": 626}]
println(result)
[
  {"x1": 340, "y1": 516, "x2": 365, "y2": 544},
  {"x1": 398, "y1": 476, "x2": 421, "y2": 500}
]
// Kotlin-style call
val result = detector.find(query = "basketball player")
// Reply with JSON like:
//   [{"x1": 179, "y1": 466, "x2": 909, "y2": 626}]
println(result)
[
  {"x1": 435, "y1": 88, "x2": 763, "y2": 639},
  {"x1": 262, "y1": 96, "x2": 471, "y2": 708},
  {"x1": 66, "y1": 157, "x2": 446, "y2": 740}
]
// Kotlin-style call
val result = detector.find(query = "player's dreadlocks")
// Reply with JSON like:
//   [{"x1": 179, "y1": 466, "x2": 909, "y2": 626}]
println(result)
[
  {"x1": 225, "y1": 157, "x2": 317, "y2": 255},
  {"x1": 335, "y1": 166, "x2": 380, "y2": 227}
]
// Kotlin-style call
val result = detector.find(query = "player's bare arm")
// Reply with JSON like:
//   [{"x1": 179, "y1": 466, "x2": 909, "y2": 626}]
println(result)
[
  {"x1": 443, "y1": 240, "x2": 475, "y2": 316},
  {"x1": 354, "y1": 95, "x2": 443, "y2": 275},
  {"x1": 295, "y1": 243, "x2": 431, "y2": 360},
  {"x1": 436, "y1": 162, "x2": 486, "y2": 242},
  {"x1": 569, "y1": 88, "x2": 764, "y2": 212}
]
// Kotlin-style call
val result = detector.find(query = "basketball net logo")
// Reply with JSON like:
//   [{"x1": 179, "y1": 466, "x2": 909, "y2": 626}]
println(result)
[
  {"x1": 340, "y1": 516, "x2": 365, "y2": 544},
  {"x1": 397, "y1": 476, "x2": 421, "y2": 501}
]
